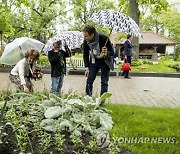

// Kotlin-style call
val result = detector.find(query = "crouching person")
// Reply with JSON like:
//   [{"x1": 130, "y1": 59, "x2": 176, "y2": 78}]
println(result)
[{"x1": 9, "y1": 49, "x2": 40, "y2": 92}]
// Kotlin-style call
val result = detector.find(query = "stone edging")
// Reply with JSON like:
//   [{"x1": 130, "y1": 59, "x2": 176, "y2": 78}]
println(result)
[{"x1": 0, "y1": 68, "x2": 180, "y2": 78}]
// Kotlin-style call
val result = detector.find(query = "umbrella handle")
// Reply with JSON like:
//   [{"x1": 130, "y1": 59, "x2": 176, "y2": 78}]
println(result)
[
  {"x1": 65, "y1": 45, "x2": 77, "y2": 70},
  {"x1": 104, "y1": 28, "x2": 113, "y2": 47}
]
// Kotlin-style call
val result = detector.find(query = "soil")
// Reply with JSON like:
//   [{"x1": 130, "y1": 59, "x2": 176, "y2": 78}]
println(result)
[{"x1": 0, "y1": 130, "x2": 131, "y2": 154}]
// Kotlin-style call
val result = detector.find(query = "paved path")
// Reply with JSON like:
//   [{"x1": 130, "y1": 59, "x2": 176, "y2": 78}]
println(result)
[{"x1": 0, "y1": 73, "x2": 180, "y2": 108}]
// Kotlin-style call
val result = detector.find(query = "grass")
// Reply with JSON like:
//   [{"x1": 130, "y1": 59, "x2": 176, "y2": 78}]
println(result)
[
  {"x1": 105, "y1": 104, "x2": 180, "y2": 154},
  {"x1": 131, "y1": 64, "x2": 176, "y2": 73}
]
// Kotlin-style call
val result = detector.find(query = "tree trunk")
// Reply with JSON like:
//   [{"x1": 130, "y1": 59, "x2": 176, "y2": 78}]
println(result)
[{"x1": 129, "y1": 0, "x2": 140, "y2": 60}]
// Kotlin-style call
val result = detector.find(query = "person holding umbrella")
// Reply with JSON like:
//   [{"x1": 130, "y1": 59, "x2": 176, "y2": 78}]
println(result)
[
  {"x1": 9, "y1": 49, "x2": 40, "y2": 92},
  {"x1": 48, "y1": 40, "x2": 70, "y2": 94},
  {"x1": 82, "y1": 25, "x2": 114, "y2": 96}
]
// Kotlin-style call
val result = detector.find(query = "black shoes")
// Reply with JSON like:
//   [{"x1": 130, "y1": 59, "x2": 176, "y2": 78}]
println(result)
[{"x1": 124, "y1": 76, "x2": 131, "y2": 79}]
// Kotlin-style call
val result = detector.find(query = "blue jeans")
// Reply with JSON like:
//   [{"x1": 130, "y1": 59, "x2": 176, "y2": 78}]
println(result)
[
  {"x1": 86, "y1": 60, "x2": 110, "y2": 96},
  {"x1": 50, "y1": 75, "x2": 64, "y2": 93}
]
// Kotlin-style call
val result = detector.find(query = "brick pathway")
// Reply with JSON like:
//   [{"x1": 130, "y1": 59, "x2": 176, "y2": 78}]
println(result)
[{"x1": 1, "y1": 73, "x2": 180, "y2": 108}]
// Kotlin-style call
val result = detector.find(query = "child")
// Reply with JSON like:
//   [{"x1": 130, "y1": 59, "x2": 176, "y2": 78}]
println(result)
[
  {"x1": 48, "y1": 40, "x2": 70, "y2": 93},
  {"x1": 121, "y1": 58, "x2": 131, "y2": 79}
]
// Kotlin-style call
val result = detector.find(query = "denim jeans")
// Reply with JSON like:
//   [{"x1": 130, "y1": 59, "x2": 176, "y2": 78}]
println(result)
[
  {"x1": 86, "y1": 60, "x2": 110, "y2": 96},
  {"x1": 50, "y1": 75, "x2": 64, "y2": 93}
]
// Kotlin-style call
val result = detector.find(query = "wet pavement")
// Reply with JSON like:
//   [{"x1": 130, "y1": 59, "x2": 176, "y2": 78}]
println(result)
[{"x1": 0, "y1": 73, "x2": 180, "y2": 108}]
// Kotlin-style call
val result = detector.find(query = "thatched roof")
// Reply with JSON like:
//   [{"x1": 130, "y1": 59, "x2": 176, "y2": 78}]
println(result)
[{"x1": 110, "y1": 32, "x2": 176, "y2": 45}]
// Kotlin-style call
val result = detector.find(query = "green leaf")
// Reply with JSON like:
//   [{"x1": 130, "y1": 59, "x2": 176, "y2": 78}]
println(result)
[
  {"x1": 44, "y1": 106, "x2": 62, "y2": 119},
  {"x1": 98, "y1": 112, "x2": 113, "y2": 131},
  {"x1": 96, "y1": 92, "x2": 112, "y2": 106},
  {"x1": 59, "y1": 119, "x2": 72, "y2": 131},
  {"x1": 72, "y1": 129, "x2": 82, "y2": 137},
  {"x1": 40, "y1": 119, "x2": 56, "y2": 132},
  {"x1": 0, "y1": 100, "x2": 7, "y2": 126},
  {"x1": 67, "y1": 99, "x2": 84, "y2": 107},
  {"x1": 72, "y1": 113, "x2": 84, "y2": 123}
]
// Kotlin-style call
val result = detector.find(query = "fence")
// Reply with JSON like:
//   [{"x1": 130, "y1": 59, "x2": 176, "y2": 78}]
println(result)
[
  {"x1": 66, "y1": 57, "x2": 119, "y2": 76},
  {"x1": 66, "y1": 58, "x2": 85, "y2": 68}
]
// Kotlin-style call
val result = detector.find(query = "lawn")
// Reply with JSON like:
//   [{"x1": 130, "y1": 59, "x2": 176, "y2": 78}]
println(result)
[
  {"x1": 131, "y1": 64, "x2": 176, "y2": 73},
  {"x1": 106, "y1": 104, "x2": 180, "y2": 154}
]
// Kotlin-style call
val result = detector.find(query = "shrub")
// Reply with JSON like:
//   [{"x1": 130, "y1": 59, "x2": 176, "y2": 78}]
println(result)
[
  {"x1": 37, "y1": 55, "x2": 50, "y2": 68},
  {"x1": 72, "y1": 53, "x2": 83, "y2": 58},
  {"x1": 131, "y1": 60, "x2": 143, "y2": 66},
  {"x1": 142, "y1": 59, "x2": 153, "y2": 65},
  {"x1": 159, "y1": 57, "x2": 180, "y2": 72}
]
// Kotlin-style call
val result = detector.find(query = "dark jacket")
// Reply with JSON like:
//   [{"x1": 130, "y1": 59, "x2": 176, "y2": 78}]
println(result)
[
  {"x1": 83, "y1": 34, "x2": 114, "y2": 71},
  {"x1": 48, "y1": 47, "x2": 70, "y2": 77},
  {"x1": 124, "y1": 40, "x2": 132, "y2": 56}
]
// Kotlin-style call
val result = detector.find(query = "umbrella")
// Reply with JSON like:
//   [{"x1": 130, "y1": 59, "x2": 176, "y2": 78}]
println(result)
[
  {"x1": 0, "y1": 37, "x2": 44, "y2": 65},
  {"x1": 89, "y1": 9, "x2": 142, "y2": 38},
  {"x1": 42, "y1": 31, "x2": 84, "y2": 54}
]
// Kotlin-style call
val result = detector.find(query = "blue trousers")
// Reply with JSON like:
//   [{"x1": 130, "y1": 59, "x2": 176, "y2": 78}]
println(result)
[
  {"x1": 86, "y1": 60, "x2": 110, "y2": 96},
  {"x1": 50, "y1": 75, "x2": 64, "y2": 93}
]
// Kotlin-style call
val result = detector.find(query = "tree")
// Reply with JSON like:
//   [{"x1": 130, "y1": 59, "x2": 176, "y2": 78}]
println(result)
[
  {"x1": 10, "y1": 0, "x2": 68, "y2": 43},
  {"x1": 70, "y1": 0, "x2": 116, "y2": 34},
  {"x1": 160, "y1": 10, "x2": 180, "y2": 42},
  {"x1": 129, "y1": 0, "x2": 140, "y2": 60},
  {"x1": 118, "y1": 0, "x2": 169, "y2": 60},
  {"x1": 1, "y1": 0, "x2": 69, "y2": 43}
]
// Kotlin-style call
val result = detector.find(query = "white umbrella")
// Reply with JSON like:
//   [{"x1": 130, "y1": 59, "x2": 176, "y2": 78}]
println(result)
[
  {"x1": 0, "y1": 37, "x2": 44, "y2": 65},
  {"x1": 89, "y1": 9, "x2": 142, "y2": 37}
]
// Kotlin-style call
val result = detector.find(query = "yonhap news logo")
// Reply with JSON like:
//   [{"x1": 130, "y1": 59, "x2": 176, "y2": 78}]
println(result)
[
  {"x1": 96, "y1": 132, "x2": 110, "y2": 148},
  {"x1": 117, "y1": 136, "x2": 176, "y2": 144},
  {"x1": 96, "y1": 135, "x2": 176, "y2": 148}
]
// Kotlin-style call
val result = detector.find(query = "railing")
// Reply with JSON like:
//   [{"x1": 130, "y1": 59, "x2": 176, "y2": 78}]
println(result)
[
  {"x1": 66, "y1": 57, "x2": 120, "y2": 76},
  {"x1": 66, "y1": 58, "x2": 85, "y2": 68}
]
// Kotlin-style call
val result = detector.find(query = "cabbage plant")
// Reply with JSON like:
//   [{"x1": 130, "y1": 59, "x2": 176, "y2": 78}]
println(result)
[{"x1": 40, "y1": 92, "x2": 113, "y2": 137}]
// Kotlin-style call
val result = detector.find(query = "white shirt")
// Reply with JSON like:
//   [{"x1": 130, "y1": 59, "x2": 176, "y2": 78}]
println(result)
[{"x1": 11, "y1": 58, "x2": 35, "y2": 85}]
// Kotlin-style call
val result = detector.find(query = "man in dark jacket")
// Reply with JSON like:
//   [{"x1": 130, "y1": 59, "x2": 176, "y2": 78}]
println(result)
[
  {"x1": 48, "y1": 40, "x2": 70, "y2": 93},
  {"x1": 123, "y1": 34, "x2": 133, "y2": 79},
  {"x1": 82, "y1": 25, "x2": 114, "y2": 96}
]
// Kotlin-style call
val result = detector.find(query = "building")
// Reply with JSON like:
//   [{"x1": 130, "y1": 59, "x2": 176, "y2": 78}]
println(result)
[{"x1": 110, "y1": 32, "x2": 176, "y2": 60}]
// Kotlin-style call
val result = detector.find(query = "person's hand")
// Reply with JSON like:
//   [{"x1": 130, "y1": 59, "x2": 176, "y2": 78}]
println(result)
[
  {"x1": 54, "y1": 48, "x2": 59, "y2": 52},
  {"x1": 23, "y1": 85, "x2": 29, "y2": 93},
  {"x1": 85, "y1": 68, "x2": 89, "y2": 77},
  {"x1": 100, "y1": 47, "x2": 107, "y2": 58},
  {"x1": 125, "y1": 55, "x2": 127, "y2": 59},
  {"x1": 54, "y1": 46, "x2": 60, "y2": 52},
  {"x1": 100, "y1": 52, "x2": 105, "y2": 59}
]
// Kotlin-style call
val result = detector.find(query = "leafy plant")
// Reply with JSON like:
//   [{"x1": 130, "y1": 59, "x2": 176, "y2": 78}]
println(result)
[
  {"x1": 54, "y1": 132, "x2": 65, "y2": 153},
  {"x1": 39, "y1": 93, "x2": 113, "y2": 138},
  {"x1": 0, "y1": 100, "x2": 24, "y2": 152},
  {"x1": 1, "y1": 91, "x2": 114, "y2": 153}
]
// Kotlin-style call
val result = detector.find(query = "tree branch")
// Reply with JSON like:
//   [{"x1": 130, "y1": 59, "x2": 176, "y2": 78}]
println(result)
[{"x1": 32, "y1": 8, "x2": 42, "y2": 17}]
